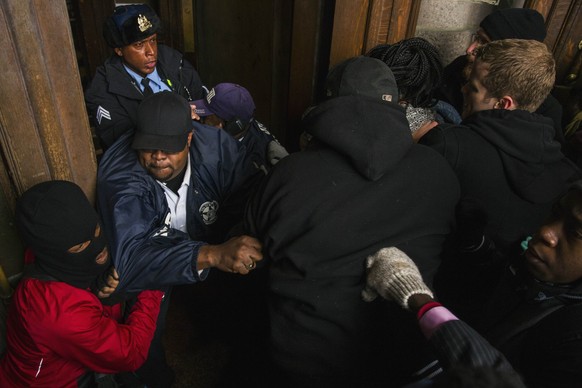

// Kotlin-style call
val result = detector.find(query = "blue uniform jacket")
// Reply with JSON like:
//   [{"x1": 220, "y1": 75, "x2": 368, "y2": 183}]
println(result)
[{"x1": 97, "y1": 122, "x2": 255, "y2": 296}]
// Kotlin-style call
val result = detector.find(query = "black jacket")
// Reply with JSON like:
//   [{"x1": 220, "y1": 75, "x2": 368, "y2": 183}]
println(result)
[
  {"x1": 488, "y1": 266, "x2": 582, "y2": 388},
  {"x1": 97, "y1": 122, "x2": 258, "y2": 296},
  {"x1": 437, "y1": 244, "x2": 582, "y2": 388},
  {"x1": 421, "y1": 109, "x2": 581, "y2": 254},
  {"x1": 246, "y1": 95, "x2": 460, "y2": 387},
  {"x1": 437, "y1": 55, "x2": 565, "y2": 146},
  {"x1": 85, "y1": 45, "x2": 204, "y2": 148}
]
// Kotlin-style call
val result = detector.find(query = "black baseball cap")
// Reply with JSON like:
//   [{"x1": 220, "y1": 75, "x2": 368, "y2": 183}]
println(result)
[
  {"x1": 132, "y1": 92, "x2": 192, "y2": 153},
  {"x1": 326, "y1": 56, "x2": 399, "y2": 103}
]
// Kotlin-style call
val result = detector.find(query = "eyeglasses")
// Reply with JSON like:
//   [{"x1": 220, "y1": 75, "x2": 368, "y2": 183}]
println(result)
[{"x1": 471, "y1": 33, "x2": 490, "y2": 46}]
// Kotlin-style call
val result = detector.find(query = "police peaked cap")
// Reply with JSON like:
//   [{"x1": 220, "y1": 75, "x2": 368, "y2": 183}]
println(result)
[{"x1": 103, "y1": 4, "x2": 161, "y2": 48}]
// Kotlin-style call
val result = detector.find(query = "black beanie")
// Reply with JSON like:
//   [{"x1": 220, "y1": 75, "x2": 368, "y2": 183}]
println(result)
[
  {"x1": 16, "y1": 180, "x2": 109, "y2": 289},
  {"x1": 480, "y1": 8, "x2": 546, "y2": 42},
  {"x1": 103, "y1": 4, "x2": 161, "y2": 48}
]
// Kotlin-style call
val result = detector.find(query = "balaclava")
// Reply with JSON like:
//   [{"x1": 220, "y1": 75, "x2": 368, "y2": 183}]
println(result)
[{"x1": 15, "y1": 180, "x2": 110, "y2": 289}]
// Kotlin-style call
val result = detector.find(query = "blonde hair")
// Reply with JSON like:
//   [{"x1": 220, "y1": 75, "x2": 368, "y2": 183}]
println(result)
[{"x1": 475, "y1": 39, "x2": 555, "y2": 112}]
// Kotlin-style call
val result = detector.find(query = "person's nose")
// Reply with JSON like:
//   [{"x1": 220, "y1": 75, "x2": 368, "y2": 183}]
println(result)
[
  {"x1": 466, "y1": 41, "x2": 479, "y2": 57},
  {"x1": 144, "y1": 41, "x2": 155, "y2": 57},
  {"x1": 151, "y1": 150, "x2": 167, "y2": 160},
  {"x1": 537, "y1": 222, "x2": 560, "y2": 248}
]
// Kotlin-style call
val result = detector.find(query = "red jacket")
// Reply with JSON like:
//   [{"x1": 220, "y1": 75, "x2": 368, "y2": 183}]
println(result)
[{"x1": 0, "y1": 278, "x2": 162, "y2": 387}]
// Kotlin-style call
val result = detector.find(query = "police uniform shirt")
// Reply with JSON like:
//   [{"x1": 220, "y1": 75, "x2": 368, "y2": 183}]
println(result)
[{"x1": 124, "y1": 65, "x2": 171, "y2": 95}]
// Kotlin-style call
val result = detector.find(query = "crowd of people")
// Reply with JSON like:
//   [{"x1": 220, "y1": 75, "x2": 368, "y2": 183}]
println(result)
[{"x1": 1, "y1": 3, "x2": 582, "y2": 388}]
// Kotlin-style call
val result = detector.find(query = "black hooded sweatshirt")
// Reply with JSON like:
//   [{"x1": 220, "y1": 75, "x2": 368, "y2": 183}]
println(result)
[
  {"x1": 421, "y1": 109, "x2": 581, "y2": 255},
  {"x1": 246, "y1": 95, "x2": 460, "y2": 387}
]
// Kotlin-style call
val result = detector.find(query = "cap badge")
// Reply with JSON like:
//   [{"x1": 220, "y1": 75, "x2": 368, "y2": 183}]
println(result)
[
  {"x1": 137, "y1": 14, "x2": 152, "y2": 32},
  {"x1": 206, "y1": 88, "x2": 216, "y2": 104}
]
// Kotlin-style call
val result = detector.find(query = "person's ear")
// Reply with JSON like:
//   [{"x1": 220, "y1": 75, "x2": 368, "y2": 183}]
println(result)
[
  {"x1": 114, "y1": 48, "x2": 123, "y2": 57},
  {"x1": 496, "y1": 96, "x2": 516, "y2": 110},
  {"x1": 186, "y1": 132, "x2": 193, "y2": 147}
]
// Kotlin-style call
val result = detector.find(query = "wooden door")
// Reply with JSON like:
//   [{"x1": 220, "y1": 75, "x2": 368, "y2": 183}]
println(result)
[
  {"x1": 287, "y1": 0, "x2": 422, "y2": 149},
  {"x1": 526, "y1": 0, "x2": 582, "y2": 86},
  {"x1": 0, "y1": 0, "x2": 97, "y2": 278}
]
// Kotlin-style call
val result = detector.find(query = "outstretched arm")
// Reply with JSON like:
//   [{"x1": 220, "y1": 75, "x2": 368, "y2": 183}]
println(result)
[{"x1": 362, "y1": 247, "x2": 522, "y2": 380}]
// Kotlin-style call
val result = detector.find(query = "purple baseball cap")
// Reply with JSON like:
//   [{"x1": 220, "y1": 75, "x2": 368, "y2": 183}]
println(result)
[{"x1": 192, "y1": 83, "x2": 256, "y2": 122}]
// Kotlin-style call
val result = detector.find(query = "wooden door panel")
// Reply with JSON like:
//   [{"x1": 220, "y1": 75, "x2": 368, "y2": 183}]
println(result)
[
  {"x1": 526, "y1": 0, "x2": 582, "y2": 85},
  {"x1": 330, "y1": 0, "x2": 370, "y2": 66},
  {"x1": 0, "y1": 1, "x2": 97, "y2": 203},
  {"x1": 330, "y1": 0, "x2": 420, "y2": 67}
]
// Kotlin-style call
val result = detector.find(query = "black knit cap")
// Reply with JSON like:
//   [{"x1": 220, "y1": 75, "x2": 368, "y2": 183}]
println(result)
[
  {"x1": 103, "y1": 3, "x2": 161, "y2": 48},
  {"x1": 133, "y1": 91, "x2": 192, "y2": 152},
  {"x1": 480, "y1": 8, "x2": 546, "y2": 42}
]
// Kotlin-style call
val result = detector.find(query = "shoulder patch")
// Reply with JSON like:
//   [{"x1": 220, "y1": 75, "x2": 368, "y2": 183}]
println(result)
[{"x1": 96, "y1": 106, "x2": 111, "y2": 125}]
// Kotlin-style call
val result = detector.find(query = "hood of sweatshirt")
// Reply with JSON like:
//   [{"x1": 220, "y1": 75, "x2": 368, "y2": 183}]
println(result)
[
  {"x1": 302, "y1": 95, "x2": 412, "y2": 181},
  {"x1": 464, "y1": 109, "x2": 579, "y2": 203}
]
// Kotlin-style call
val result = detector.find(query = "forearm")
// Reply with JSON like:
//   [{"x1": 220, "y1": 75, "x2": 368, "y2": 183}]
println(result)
[
  {"x1": 115, "y1": 239, "x2": 206, "y2": 294},
  {"x1": 411, "y1": 294, "x2": 517, "y2": 375},
  {"x1": 196, "y1": 235, "x2": 263, "y2": 274},
  {"x1": 408, "y1": 294, "x2": 435, "y2": 314},
  {"x1": 45, "y1": 292, "x2": 163, "y2": 374},
  {"x1": 196, "y1": 244, "x2": 215, "y2": 269},
  {"x1": 430, "y1": 320, "x2": 517, "y2": 375}
]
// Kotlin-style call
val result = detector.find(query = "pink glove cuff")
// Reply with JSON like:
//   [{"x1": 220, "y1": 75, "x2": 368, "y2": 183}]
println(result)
[{"x1": 418, "y1": 306, "x2": 458, "y2": 339}]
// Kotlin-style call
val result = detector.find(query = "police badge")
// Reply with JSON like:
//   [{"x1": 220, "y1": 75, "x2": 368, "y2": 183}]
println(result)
[
  {"x1": 199, "y1": 201, "x2": 219, "y2": 225},
  {"x1": 137, "y1": 14, "x2": 152, "y2": 32}
]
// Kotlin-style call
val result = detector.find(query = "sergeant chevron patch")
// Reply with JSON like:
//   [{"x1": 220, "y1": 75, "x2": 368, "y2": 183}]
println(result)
[{"x1": 96, "y1": 106, "x2": 111, "y2": 124}]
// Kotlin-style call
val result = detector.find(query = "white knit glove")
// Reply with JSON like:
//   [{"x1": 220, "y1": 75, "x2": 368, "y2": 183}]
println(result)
[{"x1": 361, "y1": 247, "x2": 433, "y2": 310}]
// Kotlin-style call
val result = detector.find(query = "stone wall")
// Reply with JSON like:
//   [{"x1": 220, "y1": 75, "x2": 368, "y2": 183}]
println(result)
[{"x1": 415, "y1": 0, "x2": 525, "y2": 67}]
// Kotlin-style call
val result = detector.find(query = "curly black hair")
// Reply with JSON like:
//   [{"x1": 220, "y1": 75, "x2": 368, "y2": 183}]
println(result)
[{"x1": 366, "y1": 37, "x2": 443, "y2": 108}]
